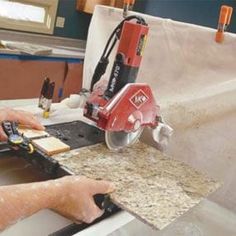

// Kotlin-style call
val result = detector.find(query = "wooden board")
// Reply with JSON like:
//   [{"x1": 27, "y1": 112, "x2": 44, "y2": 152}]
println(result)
[
  {"x1": 18, "y1": 128, "x2": 49, "y2": 139},
  {"x1": 32, "y1": 137, "x2": 70, "y2": 156},
  {"x1": 53, "y1": 142, "x2": 220, "y2": 230}
]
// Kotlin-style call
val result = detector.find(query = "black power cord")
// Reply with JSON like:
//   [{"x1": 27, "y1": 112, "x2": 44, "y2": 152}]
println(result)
[{"x1": 90, "y1": 15, "x2": 147, "y2": 92}]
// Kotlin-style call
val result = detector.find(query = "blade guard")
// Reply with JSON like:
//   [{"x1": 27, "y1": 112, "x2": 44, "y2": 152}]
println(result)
[{"x1": 99, "y1": 83, "x2": 160, "y2": 132}]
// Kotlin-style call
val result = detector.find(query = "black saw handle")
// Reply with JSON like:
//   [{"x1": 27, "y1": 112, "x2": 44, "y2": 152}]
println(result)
[{"x1": 93, "y1": 194, "x2": 117, "y2": 213}]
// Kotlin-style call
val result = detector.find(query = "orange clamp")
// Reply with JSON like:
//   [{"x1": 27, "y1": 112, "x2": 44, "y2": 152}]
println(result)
[
  {"x1": 215, "y1": 5, "x2": 233, "y2": 43},
  {"x1": 123, "y1": 0, "x2": 136, "y2": 18},
  {"x1": 124, "y1": 0, "x2": 135, "y2": 4}
]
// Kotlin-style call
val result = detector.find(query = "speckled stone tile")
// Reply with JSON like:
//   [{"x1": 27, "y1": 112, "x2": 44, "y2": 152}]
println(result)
[{"x1": 53, "y1": 142, "x2": 220, "y2": 230}]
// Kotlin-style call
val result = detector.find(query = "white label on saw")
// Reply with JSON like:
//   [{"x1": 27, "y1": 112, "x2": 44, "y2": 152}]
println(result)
[{"x1": 130, "y1": 89, "x2": 149, "y2": 109}]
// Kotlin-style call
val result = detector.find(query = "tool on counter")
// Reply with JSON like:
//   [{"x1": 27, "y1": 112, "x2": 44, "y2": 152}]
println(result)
[
  {"x1": 39, "y1": 77, "x2": 55, "y2": 118},
  {"x1": 215, "y1": 5, "x2": 233, "y2": 43},
  {"x1": 1, "y1": 121, "x2": 34, "y2": 154},
  {"x1": 1, "y1": 120, "x2": 72, "y2": 156},
  {"x1": 84, "y1": 15, "x2": 171, "y2": 150},
  {"x1": 43, "y1": 81, "x2": 55, "y2": 118},
  {"x1": 38, "y1": 77, "x2": 50, "y2": 108},
  {"x1": 123, "y1": 0, "x2": 135, "y2": 18}
]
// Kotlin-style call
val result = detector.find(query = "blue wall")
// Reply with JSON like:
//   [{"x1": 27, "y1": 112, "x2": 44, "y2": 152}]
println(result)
[
  {"x1": 55, "y1": 0, "x2": 236, "y2": 40},
  {"x1": 134, "y1": 0, "x2": 236, "y2": 33},
  {"x1": 54, "y1": 0, "x2": 91, "y2": 40}
]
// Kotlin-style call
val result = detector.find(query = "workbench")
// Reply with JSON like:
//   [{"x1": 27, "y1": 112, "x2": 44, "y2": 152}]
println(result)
[
  {"x1": 0, "y1": 99, "x2": 236, "y2": 236},
  {"x1": 1, "y1": 4, "x2": 236, "y2": 235}
]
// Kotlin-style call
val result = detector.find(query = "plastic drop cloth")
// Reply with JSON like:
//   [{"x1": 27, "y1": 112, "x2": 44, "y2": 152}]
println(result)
[{"x1": 83, "y1": 5, "x2": 236, "y2": 230}]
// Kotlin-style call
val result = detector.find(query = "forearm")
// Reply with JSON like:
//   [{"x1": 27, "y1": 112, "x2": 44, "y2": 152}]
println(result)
[
  {"x1": 0, "y1": 176, "x2": 114, "y2": 231},
  {"x1": 0, "y1": 179, "x2": 61, "y2": 231}
]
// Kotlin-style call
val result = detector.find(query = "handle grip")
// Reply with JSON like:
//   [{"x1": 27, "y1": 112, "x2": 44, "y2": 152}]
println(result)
[
  {"x1": 93, "y1": 194, "x2": 116, "y2": 213},
  {"x1": 2, "y1": 121, "x2": 18, "y2": 137}
]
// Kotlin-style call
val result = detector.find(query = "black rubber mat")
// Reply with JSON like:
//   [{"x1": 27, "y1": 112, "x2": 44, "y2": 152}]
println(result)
[{"x1": 46, "y1": 121, "x2": 105, "y2": 150}]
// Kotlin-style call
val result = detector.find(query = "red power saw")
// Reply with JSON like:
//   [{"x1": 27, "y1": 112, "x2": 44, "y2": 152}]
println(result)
[{"x1": 84, "y1": 16, "x2": 162, "y2": 150}]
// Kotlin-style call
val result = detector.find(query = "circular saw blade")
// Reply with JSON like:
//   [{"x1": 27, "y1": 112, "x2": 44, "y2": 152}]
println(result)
[{"x1": 105, "y1": 128, "x2": 144, "y2": 151}]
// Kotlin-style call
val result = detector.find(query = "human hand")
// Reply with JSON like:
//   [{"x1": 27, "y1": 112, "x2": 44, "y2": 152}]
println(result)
[
  {"x1": 52, "y1": 176, "x2": 115, "y2": 224},
  {"x1": 93, "y1": 78, "x2": 108, "y2": 91},
  {"x1": 0, "y1": 108, "x2": 44, "y2": 141},
  {"x1": 0, "y1": 176, "x2": 114, "y2": 231}
]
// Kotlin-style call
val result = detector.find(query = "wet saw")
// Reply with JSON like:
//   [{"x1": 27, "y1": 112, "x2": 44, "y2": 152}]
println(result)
[{"x1": 84, "y1": 15, "x2": 172, "y2": 150}]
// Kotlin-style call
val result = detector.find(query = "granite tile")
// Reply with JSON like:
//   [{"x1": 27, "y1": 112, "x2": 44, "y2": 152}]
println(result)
[{"x1": 53, "y1": 142, "x2": 220, "y2": 230}]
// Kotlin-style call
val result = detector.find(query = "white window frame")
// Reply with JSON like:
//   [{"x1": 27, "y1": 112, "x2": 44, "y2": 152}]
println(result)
[{"x1": 0, "y1": 0, "x2": 58, "y2": 34}]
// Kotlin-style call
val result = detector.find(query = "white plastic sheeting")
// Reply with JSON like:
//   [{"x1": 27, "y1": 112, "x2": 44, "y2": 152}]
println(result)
[{"x1": 83, "y1": 5, "x2": 236, "y2": 235}]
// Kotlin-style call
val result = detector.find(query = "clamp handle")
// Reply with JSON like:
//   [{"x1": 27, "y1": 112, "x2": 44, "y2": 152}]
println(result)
[
  {"x1": 2, "y1": 121, "x2": 18, "y2": 137},
  {"x1": 216, "y1": 5, "x2": 233, "y2": 43},
  {"x1": 123, "y1": 0, "x2": 136, "y2": 18},
  {"x1": 2, "y1": 121, "x2": 23, "y2": 145},
  {"x1": 1, "y1": 121, "x2": 34, "y2": 153},
  {"x1": 93, "y1": 194, "x2": 117, "y2": 213}
]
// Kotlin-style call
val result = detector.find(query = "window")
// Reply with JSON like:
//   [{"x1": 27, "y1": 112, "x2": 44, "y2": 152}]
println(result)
[{"x1": 0, "y1": 0, "x2": 58, "y2": 34}]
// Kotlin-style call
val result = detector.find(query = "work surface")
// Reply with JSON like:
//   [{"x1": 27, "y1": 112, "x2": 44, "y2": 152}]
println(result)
[{"x1": 54, "y1": 141, "x2": 220, "y2": 230}]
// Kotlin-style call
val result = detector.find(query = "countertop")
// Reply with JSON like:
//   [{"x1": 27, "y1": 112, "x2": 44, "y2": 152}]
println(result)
[{"x1": 54, "y1": 141, "x2": 220, "y2": 230}]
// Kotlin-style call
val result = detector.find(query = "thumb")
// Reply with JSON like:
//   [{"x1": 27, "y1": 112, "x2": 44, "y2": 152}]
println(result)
[
  {"x1": 90, "y1": 180, "x2": 115, "y2": 195},
  {"x1": 83, "y1": 198, "x2": 105, "y2": 223}
]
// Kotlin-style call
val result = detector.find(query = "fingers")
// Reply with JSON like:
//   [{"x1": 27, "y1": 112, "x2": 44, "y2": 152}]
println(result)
[
  {"x1": 72, "y1": 176, "x2": 115, "y2": 195},
  {"x1": 18, "y1": 113, "x2": 45, "y2": 130},
  {"x1": 16, "y1": 111, "x2": 45, "y2": 130},
  {"x1": 90, "y1": 179, "x2": 115, "y2": 195},
  {"x1": 83, "y1": 179, "x2": 115, "y2": 223},
  {"x1": 82, "y1": 198, "x2": 104, "y2": 223},
  {"x1": 52, "y1": 176, "x2": 112, "y2": 224},
  {"x1": 5, "y1": 109, "x2": 45, "y2": 131}
]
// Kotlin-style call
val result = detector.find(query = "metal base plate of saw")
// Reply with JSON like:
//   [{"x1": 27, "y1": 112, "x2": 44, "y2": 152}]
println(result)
[{"x1": 46, "y1": 121, "x2": 105, "y2": 150}]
